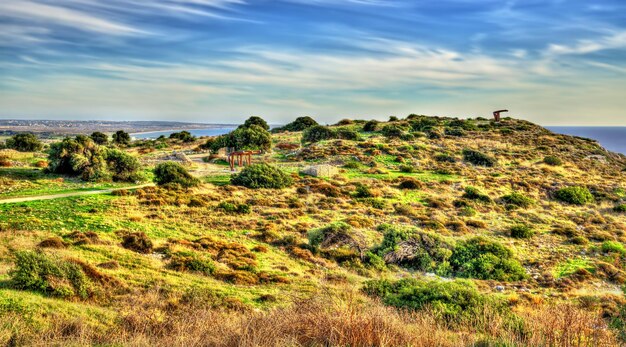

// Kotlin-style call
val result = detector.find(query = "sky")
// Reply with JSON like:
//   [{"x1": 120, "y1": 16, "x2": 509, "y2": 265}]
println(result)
[{"x1": 1, "y1": 0, "x2": 626, "y2": 125}]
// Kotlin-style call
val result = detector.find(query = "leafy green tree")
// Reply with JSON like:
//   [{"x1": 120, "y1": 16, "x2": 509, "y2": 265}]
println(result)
[
  {"x1": 242, "y1": 116, "x2": 269, "y2": 131},
  {"x1": 112, "y1": 130, "x2": 131, "y2": 146},
  {"x1": 230, "y1": 125, "x2": 272, "y2": 151},
  {"x1": 170, "y1": 131, "x2": 195, "y2": 143},
  {"x1": 5, "y1": 133, "x2": 43, "y2": 152},
  {"x1": 47, "y1": 135, "x2": 110, "y2": 181},
  {"x1": 90, "y1": 132, "x2": 109, "y2": 145},
  {"x1": 105, "y1": 149, "x2": 141, "y2": 182},
  {"x1": 153, "y1": 162, "x2": 199, "y2": 188}
]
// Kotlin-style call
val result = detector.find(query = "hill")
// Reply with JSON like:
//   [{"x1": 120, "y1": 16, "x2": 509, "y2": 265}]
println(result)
[{"x1": 0, "y1": 115, "x2": 625, "y2": 346}]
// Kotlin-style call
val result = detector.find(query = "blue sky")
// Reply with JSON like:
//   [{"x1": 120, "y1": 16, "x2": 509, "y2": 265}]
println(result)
[{"x1": 1, "y1": 0, "x2": 625, "y2": 125}]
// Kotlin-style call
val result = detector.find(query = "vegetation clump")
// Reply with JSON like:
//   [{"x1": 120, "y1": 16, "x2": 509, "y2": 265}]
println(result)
[
  {"x1": 167, "y1": 251, "x2": 215, "y2": 275},
  {"x1": 450, "y1": 237, "x2": 526, "y2": 281},
  {"x1": 613, "y1": 204, "x2": 626, "y2": 213},
  {"x1": 501, "y1": 192, "x2": 534, "y2": 209},
  {"x1": 5, "y1": 133, "x2": 43, "y2": 152},
  {"x1": 463, "y1": 186, "x2": 492, "y2": 203},
  {"x1": 112, "y1": 130, "x2": 131, "y2": 146},
  {"x1": 543, "y1": 155, "x2": 563, "y2": 166},
  {"x1": 362, "y1": 120, "x2": 379, "y2": 132},
  {"x1": 302, "y1": 125, "x2": 335, "y2": 144},
  {"x1": 90, "y1": 131, "x2": 108, "y2": 145},
  {"x1": 274, "y1": 116, "x2": 318, "y2": 132},
  {"x1": 462, "y1": 149, "x2": 496, "y2": 167},
  {"x1": 153, "y1": 162, "x2": 199, "y2": 188},
  {"x1": 510, "y1": 225, "x2": 535, "y2": 239},
  {"x1": 554, "y1": 186, "x2": 594, "y2": 205},
  {"x1": 10, "y1": 251, "x2": 89, "y2": 299},
  {"x1": 231, "y1": 163, "x2": 293, "y2": 189},
  {"x1": 121, "y1": 232, "x2": 153, "y2": 254},
  {"x1": 47, "y1": 135, "x2": 109, "y2": 181}
]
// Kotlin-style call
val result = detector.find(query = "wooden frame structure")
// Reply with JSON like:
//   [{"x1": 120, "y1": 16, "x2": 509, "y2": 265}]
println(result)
[
  {"x1": 227, "y1": 149, "x2": 262, "y2": 171},
  {"x1": 493, "y1": 109, "x2": 508, "y2": 122}
]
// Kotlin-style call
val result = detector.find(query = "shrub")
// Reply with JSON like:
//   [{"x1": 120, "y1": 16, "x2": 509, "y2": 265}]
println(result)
[
  {"x1": 112, "y1": 130, "x2": 131, "y2": 146},
  {"x1": 343, "y1": 161, "x2": 360, "y2": 169},
  {"x1": 362, "y1": 278, "x2": 491, "y2": 321},
  {"x1": 153, "y1": 162, "x2": 199, "y2": 188},
  {"x1": 90, "y1": 132, "x2": 108, "y2": 145},
  {"x1": 554, "y1": 186, "x2": 594, "y2": 205},
  {"x1": 229, "y1": 124, "x2": 272, "y2": 151},
  {"x1": 353, "y1": 184, "x2": 374, "y2": 198},
  {"x1": 501, "y1": 192, "x2": 534, "y2": 208},
  {"x1": 336, "y1": 128, "x2": 359, "y2": 140},
  {"x1": 363, "y1": 120, "x2": 379, "y2": 132},
  {"x1": 217, "y1": 201, "x2": 251, "y2": 214},
  {"x1": 613, "y1": 204, "x2": 626, "y2": 213},
  {"x1": 274, "y1": 116, "x2": 318, "y2": 132},
  {"x1": 231, "y1": 163, "x2": 292, "y2": 189},
  {"x1": 302, "y1": 125, "x2": 335, "y2": 143},
  {"x1": 5, "y1": 133, "x2": 43, "y2": 152},
  {"x1": 462, "y1": 149, "x2": 496, "y2": 167},
  {"x1": 434, "y1": 154, "x2": 456, "y2": 163},
  {"x1": 602, "y1": 241, "x2": 626, "y2": 255},
  {"x1": 105, "y1": 149, "x2": 141, "y2": 182},
  {"x1": 445, "y1": 128, "x2": 465, "y2": 137},
  {"x1": 10, "y1": 251, "x2": 89, "y2": 299},
  {"x1": 543, "y1": 155, "x2": 563, "y2": 166},
  {"x1": 450, "y1": 237, "x2": 526, "y2": 281},
  {"x1": 121, "y1": 232, "x2": 153, "y2": 253},
  {"x1": 47, "y1": 135, "x2": 110, "y2": 181},
  {"x1": 381, "y1": 124, "x2": 404, "y2": 138},
  {"x1": 510, "y1": 225, "x2": 534, "y2": 239},
  {"x1": 168, "y1": 252, "x2": 215, "y2": 275},
  {"x1": 398, "y1": 164, "x2": 415, "y2": 173},
  {"x1": 308, "y1": 222, "x2": 352, "y2": 249},
  {"x1": 398, "y1": 178, "x2": 422, "y2": 190},
  {"x1": 38, "y1": 237, "x2": 66, "y2": 249},
  {"x1": 169, "y1": 131, "x2": 195, "y2": 142},
  {"x1": 463, "y1": 186, "x2": 492, "y2": 203}
]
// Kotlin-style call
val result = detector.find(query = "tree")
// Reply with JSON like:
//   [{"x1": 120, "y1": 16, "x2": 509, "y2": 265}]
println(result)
[
  {"x1": 5, "y1": 133, "x2": 43, "y2": 152},
  {"x1": 105, "y1": 149, "x2": 141, "y2": 182},
  {"x1": 153, "y1": 162, "x2": 199, "y2": 188},
  {"x1": 274, "y1": 116, "x2": 318, "y2": 132},
  {"x1": 112, "y1": 130, "x2": 131, "y2": 146},
  {"x1": 90, "y1": 132, "x2": 109, "y2": 145},
  {"x1": 47, "y1": 135, "x2": 109, "y2": 181},
  {"x1": 169, "y1": 131, "x2": 195, "y2": 143},
  {"x1": 242, "y1": 116, "x2": 269, "y2": 131},
  {"x1": 301, "y1": 125, "x2": 335, "y2": 144},
  {"x1": 230, "y1": 125, "x2": 271, "y2": 151}
]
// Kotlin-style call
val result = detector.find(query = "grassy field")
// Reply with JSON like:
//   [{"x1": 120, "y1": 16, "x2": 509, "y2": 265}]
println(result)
[{"x1": 1, "y1": 116, "x2": 625, "y2": 345}]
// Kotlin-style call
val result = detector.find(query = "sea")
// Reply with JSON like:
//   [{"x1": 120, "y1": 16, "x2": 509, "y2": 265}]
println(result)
[
  {"x1": 131, "y1": 125, "x2": 626, "y2": 156},
  {"x1": 546, "y1": 127, "x2": 626, "y2": 155}
]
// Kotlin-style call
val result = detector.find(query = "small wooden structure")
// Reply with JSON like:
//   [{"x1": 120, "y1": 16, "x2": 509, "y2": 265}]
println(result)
[
  {"x1": 493, "y1": 109, "x2": 508, "y2": 122},
  {"x1": 227, "y1": 149, "x2": 262, "y2": 171}
]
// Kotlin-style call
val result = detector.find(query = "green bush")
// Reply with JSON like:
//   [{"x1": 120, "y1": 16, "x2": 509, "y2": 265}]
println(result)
[
  {"x1": 336, "y1": 128, "x2": 359, "y2": 140},
  {"x1": 167, "y1": 251, "x2": 215, "y2": 275},
  {"x1": 614, "y1": 204, "x2": 626, "y2": 213},
  {"x1": 242, "y1": 116, "x2": 269, "y2": 131},
  {"x1": 362, "y1": 278, "x2": 489, "y2": 320},
  {"x1": 153, "y1": 162, "x2": 199, "y2": 188},
  {"x1": 501, "y1": 192, "x2": 534, "y2": 208},
  {"x1": 381, "y1": 124, "x2": 405, "y2": 138},
  {"x1": 398, "y1": 164, "x2": 415, "y2": 173},
  {"x1": 450, "y1": 237, "x2": 526, "y2": 281},
  {"x1": 434, "y1": 154, "x2": 456, "y2": 163},
  {"x1": 543, "y1": 155, "x2": 563, "y2": 166},
  {"x1": 353, "y1": 184, "x2": 374, "y2": 198},
  {"x1": 230, "y1": 163, "x2": 293, "y2": 189},
  {"x1": 273, "y1": 116, "x2": 318, "y2": 132},
  {"x1": 47, "y1": 135, "x2": 110, "y2": 181},
  {"x1": 363, "y1": 120, "x2": 379, "y2": 132},
  {"x1": 105, "y1": 149, "x2": 141, "y2": 182},
  {"x1": 169, "y1": 131, "x2": 195, "y2": 142},
  {"x1": 302, "y1": 125, "x2": 335, "y2": 143},
  {"x1": 510, "y1": 225, "x2": 534, "y2": 239},
  {"x1": 602, "y1": 241, "x2": 626, "y2": 255},
  {"x1": 445, "y1": 128, "x2": 465, "y2": 137},
  {"x1": 308, "y1": 222, "x2": 352, "y2": 249},
  {"x1": 554, "y1": 186, "x2": 594, "y2": 205},
  {"x1": 5, "y1": 133, "x2": 43, "y2": 152},
  {"x1": 462, "y1": 149, "x2": 496, "y2": 167},
  {"x1": 463, "y1": 186, "x2": 492, "y2": 203},
  {"x1": 217, "y1": 201, "x2": 251, "y2": 214},
  {"x1": 10, "y1": 251, "x2": 89, "y2": 299}
]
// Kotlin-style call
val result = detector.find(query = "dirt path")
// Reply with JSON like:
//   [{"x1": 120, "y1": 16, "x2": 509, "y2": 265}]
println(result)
[{"x1": 0, "y1": 183, "x2": 154, "y2": 204}]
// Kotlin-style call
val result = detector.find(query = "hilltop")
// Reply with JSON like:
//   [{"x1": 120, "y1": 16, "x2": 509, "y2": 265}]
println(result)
[{"x1": 0, "y1": 115, "x2": 625, "y2": 346}]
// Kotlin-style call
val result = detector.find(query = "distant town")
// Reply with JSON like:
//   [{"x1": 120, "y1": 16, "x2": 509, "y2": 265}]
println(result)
[{"x1": 0, "y1": 119, "x2": 236, "y2": 137}]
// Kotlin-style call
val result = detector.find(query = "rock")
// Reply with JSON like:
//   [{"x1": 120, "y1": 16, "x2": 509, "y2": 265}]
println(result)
[
  {"x1": 301, "y1": 164, "x2": 339, "y2": 178},
  {"x1": 494, "y1": 285, "x2": 505, "y2": 292}
]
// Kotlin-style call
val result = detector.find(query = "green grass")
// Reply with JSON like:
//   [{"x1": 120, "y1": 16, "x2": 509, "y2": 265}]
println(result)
[
  {"x1": 553, "y1": 258, "x2": 594, "y2": 279},
  {"x1": 343, "y1": 168, "x2": 459, "y2": 182}
]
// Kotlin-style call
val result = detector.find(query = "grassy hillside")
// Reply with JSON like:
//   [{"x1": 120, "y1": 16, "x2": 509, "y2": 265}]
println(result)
[{"x1": 1, "y1": 116, "x2": 625, "y2": 346}]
